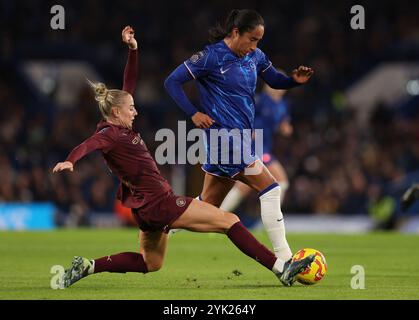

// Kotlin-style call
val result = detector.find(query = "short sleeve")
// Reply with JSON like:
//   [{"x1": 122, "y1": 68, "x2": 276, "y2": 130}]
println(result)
[
  {"x1": 256, "y1": 49, "x2": 273, "y2": 75},
  {"x1": 183, "y1": 49, "x2": 217, "y2": 79}
]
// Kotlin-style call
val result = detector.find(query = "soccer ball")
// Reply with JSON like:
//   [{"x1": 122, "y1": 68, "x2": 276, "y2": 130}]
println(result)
[{"x1": 292, "y1": 248, "x2": 327, "y2": 285}]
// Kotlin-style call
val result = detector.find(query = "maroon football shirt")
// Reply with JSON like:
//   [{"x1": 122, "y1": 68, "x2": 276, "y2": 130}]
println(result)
[{"x1": 65, "y1": 48, "x2": 172, "y2": 209}]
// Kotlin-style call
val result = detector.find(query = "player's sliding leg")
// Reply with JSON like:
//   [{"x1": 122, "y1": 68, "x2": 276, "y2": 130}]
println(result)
[
  {"x1": 236, "y1": 160, "x2": 292, "y2": 262},
  {"x1": 61, "y1": 231, "x2": 167, "y2": 288},
  {"x1": 168, "y1": 195, "x2": 202, "y2": 235},
  {"x1": 170, "y1": 199, "x2": 313, "y2": 286},
  {"x1": 171, "y1": 199, "x2": 283, "y2": 274},
  {"x1": 170, "y1": 174, "x2": 235, "y2": 236}
]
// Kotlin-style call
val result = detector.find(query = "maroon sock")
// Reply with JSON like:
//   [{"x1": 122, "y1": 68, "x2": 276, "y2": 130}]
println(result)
[
  {"x1": 94, "y1": 252, "x2": 148, "y2": 274},
  {"x1": 227, "y1": 222, "x2": 277, "y2": 270}
]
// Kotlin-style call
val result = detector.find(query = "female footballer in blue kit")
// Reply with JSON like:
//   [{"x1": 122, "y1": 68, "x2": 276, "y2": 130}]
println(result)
[
  {"x1": 221, "y1": 84, "x2": 292, "y2": 211},
  {"x1": 165, "y1": 9, "x2": 313, "y2": 264}
]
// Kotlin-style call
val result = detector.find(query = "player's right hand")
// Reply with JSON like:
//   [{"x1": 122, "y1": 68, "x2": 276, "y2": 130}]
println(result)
[
  {"x1": 191, "y1": 112, "x2": 215, "y2": 129},
  {"x1": 53, "y1": 161, "x2": 74, "y2": 173}
]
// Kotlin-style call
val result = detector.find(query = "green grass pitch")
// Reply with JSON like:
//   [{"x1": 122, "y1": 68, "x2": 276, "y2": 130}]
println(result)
[{"x1": 0, "y1": 229, "x2": 418, "y2": 300}]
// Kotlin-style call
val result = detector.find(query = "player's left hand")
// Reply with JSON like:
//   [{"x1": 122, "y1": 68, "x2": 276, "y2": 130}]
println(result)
[
  {"x1": 291, "y1": 66, "x2": 314, "y2": 84},
  {"x1": 52, "y1": 161, "x2": 74, "y2": 173},
  {"x1": 122, "y1": 26, "x2": 138, "y2": 50}
]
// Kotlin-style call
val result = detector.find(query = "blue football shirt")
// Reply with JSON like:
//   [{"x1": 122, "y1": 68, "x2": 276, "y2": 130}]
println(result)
[{"x1": 183, "y1": 40, "x2": 273, "y2": 131}]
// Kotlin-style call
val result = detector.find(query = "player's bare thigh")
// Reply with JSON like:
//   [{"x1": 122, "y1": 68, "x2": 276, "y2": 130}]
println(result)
[
  {"x1": 139, "y1": 230, "x2": 168, "y2": 272},
  {"x1": 235, "y1": 159, "x2": 277, "y2": 192},
  {"x1": 171, "y1": 199, "x2": 239, "y2": 233},
  {"x1": 230, "y1": 160, "x2": 288, "y2": 197},
  {"x1": 200, "y1": 173, "x2": 236, "y2": 207}
]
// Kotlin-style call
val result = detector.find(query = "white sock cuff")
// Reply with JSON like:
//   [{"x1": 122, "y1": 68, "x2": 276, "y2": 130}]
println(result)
[
  {"x1": 89, "y1": 260, "x2": 95, "y2": 275},
  {"x1": 259, "y1": 183, "x2": 281, "y2": 200}
]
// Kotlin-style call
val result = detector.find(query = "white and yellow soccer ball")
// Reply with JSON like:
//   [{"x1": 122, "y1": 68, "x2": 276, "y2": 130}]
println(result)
[{"x1": 292, "y1": 248, "x2": 327, "y2": 285}]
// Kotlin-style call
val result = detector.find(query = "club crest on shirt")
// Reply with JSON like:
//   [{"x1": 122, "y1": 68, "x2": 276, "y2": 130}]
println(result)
[
  {"x1": 176, "y1": 197, "x2": 187, "y2": 207},
  {"x1": 189, "y1": 50, "x2": 205, "y2": 64},
  {"x1": 132, "y1": 133, "x2": 142, "y2": 145}
]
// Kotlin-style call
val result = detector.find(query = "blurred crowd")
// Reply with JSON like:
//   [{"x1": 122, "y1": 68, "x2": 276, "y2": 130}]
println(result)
[
  {"x1": 0, "y1": 0, "x2": 418, "y2": 222},
  {"x1": 272, "y1": 104, "x2": 419, "y2": 214}
]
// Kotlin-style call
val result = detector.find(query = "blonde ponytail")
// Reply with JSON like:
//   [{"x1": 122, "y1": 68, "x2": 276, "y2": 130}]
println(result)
[{"x1": 87, "y1": 79, "x2": 129, "y2": 119}]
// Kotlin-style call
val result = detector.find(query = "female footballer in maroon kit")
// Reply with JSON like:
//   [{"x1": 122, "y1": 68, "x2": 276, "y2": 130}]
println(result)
[{"x1": 53, "y1": 26, "x2": 313, "y2": 288}]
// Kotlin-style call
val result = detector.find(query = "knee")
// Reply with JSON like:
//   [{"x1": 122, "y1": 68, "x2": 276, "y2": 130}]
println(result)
[
  {"x1": 229, "y1": 212, "x2": 240, "y2": 224},
  {"x1": 201, "y1": 194, "x2": 222, "y2": 207},
  {"x1": 143, "y1": 257, "x2": 164, "y2": 273},
  {"x1": 220, "y1": 212, "x2": 240, "y2": 233}
]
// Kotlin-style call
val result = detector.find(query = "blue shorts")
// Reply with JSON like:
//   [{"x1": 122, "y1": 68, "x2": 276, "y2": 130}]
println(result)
[
  {"x1": 202, "y1": 161, "x2": 258, "y2": 179},
  {"x1": 202, "y1": 128, "x2": 260, "y2": 179}
]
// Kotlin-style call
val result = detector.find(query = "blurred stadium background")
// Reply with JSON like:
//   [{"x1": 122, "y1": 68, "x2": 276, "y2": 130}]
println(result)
[{"x1": 1, "y1": 0, "x2": 419, "y2": 233}]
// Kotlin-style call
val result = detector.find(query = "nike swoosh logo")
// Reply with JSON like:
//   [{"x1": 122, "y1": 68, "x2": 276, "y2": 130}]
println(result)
[{"x1": 220, "y1": 67, "x2": 231, "y2": 74}]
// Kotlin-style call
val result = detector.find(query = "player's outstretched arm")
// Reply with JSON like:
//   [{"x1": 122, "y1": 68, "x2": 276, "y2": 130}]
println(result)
[
  {"x1": 54, "y1": 129, "x2": 117, "y2": 174},
  {"x1": 121, "y1": 26, "x2": 138, "y2": 95},
  {"x1": 261, "y1": 66, "x2": 313, "y2": 89}
]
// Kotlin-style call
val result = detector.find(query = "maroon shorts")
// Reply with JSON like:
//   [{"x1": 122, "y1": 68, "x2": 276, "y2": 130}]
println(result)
[{"x1": 131, "y1": 192, "x2": 193, "y2": 233}]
